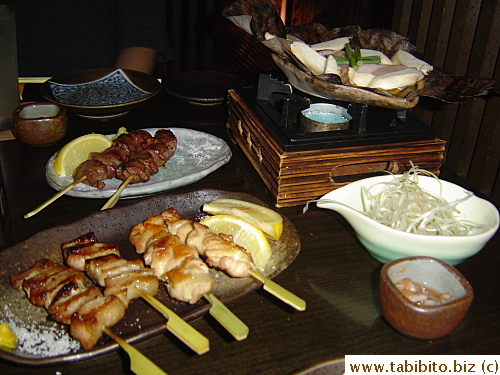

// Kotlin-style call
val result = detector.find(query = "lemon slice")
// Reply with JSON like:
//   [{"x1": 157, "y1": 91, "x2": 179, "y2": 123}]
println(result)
[
  {"x1": 0, "y1": 323, "x2": 17, "y2": 350},
  {"x1": 202, "y1": 199, "x2": 283, "y2": 241},
  {"x1": 200, "y1": 214, "x2": 272, "y2": 270},
  {"x1": 53, "y1": 133, "x2": 112, "y2": 176}
]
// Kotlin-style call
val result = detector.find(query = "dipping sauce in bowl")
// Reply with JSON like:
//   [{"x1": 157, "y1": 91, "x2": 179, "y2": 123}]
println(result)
[
  {"x1": 379, "y1": 256, "x2": 473, "y2": 339},
  {"x1": 300, "y1": 103, "x2": 352, "y2": 132}
]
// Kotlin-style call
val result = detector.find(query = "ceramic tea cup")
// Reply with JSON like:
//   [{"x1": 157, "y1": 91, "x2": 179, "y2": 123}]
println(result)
[{"x1": 13, "y1": 102, "x2": 67, "y2": 147}]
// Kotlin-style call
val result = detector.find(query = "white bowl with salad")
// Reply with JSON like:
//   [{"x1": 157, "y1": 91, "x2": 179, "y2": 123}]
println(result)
[{"x1": 316, "y1": 167, "x2": 499, "y2": 265}]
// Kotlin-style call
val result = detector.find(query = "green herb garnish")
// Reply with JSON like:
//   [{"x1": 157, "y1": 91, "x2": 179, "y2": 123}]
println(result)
[{"x1": 343, "y1": 43, "x2": 380, "y2": 69}]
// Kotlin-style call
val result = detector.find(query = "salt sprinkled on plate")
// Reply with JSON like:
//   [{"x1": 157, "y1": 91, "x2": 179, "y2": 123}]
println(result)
[{"x1": 2, "y1": 304, "x2": 80, "y2": 357}]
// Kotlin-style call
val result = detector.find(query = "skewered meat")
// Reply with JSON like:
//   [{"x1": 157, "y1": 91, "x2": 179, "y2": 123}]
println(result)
[
  {"x1": 74, "y1": 130, "x2": 153, "y2": 189},
  {"x1": 62, "y1": 234, "x2": 121, "y2": 271},
  {"x1": 70, "y1": 295, "x2": 126, "y2": 350},
  {"x1": 48, "y1": 285, "x2": 102, "y2": 324},
  {"x1": 62, "y1": 233, "x2": 159, "y2": 307},
  {"x1": 73, "y1": 129, "x2": 177, "y2": 189},
  {"x1": 10, "y1": 259, "x2": 126, "y2": 350},
  {"x1": 117, "y1": 129, "x2": 177, "y2": 184},
  {"x1": 85, "y1": 254, "x2": 144, "y2": 286},
  {"x1": 10, "y1": 258, "x2": 86, "y2": 309},
  {"x1": 160, "y1": 208, "x2": 255, "y2": 278},
  {"x1": 129, "y1": 215, "x2": 214, "y2": 304}
]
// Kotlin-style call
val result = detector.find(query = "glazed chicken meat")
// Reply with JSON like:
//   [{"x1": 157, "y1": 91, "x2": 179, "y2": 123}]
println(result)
[
  {"x1": 161, "y1": 208, "x2": 255, "y2": 278},
  {"x1": 128, "y1": 208, "x2": 256, "y2": 304},
  {"x1": 74, "y1": 129, "x2": 177, "y2": 189},
  {"x1": 129, "y1": 215, "x2": 214, "y2": 304}
]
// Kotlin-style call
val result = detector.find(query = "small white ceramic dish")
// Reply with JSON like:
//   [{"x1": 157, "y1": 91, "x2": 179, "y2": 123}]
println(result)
[{"x1": 317, "y1": 174, "x2": 499, "y2": 264}]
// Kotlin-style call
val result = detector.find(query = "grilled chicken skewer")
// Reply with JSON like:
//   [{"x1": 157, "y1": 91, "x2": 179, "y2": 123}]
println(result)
[
  {"x1": 61, "y1": 232, "x2": 209, "y2": 353},
  {"x1": 129, "y1": 215, "x2": 214, "y2": 304},
  {"x1": 74, "y1": 129, "x2": 177, "y2": 189},
  {"x1": 74, "y1": 130, "x2": 153, "y2": 189},
  {"x1": 160, "y1": 208, "x2": 255, "y2": 278},
  {"x1": 129, "y1": 214, "x2": 249, "y2": 340},
  {"x1": 24, "y1": 129, "x2": 177, "y2": 218},
  {"x1": 61, "y1": 232, "x2": 159, "y2": 308},
  {"x1": 10, "y1": 258, "x2": 126, "y2": 350},
  {"x1": 160, "y1": 208, "x2": 306, "y2": 311}
]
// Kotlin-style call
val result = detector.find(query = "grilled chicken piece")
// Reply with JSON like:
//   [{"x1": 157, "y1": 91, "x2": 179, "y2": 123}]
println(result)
[
  {"x1": 73, "y1": 129, "x2": 153, "y2": 189},
  {"x1": 11, "y1": 257, "x2": 128, "y2": 350},
  {"x1": 129, "y1": 214, "x2": 214, "y2": 304},
  {"x1": 161, "y1": 208, "x2": 255, "y2": 278},
  {"x1": 85, "y1": 253, "x2": 158, "y2": 307},
  {"x1": 70, "y1": 295, "x2": 126, "y2": 350},
  {"x1": 129, "y1": 215, "x2": 167, "y2": 254},
  {"x1": 62, "y1": 232, "x2": 120, "y2": 271},
  {"x1": 11, "y1": 259, "x2": 86, "y2": 309},
  {"x1": 164, "y1": 257, "x2": 214, "y2": 304},
  {"x1": 117, "y1": 130, "x2": 177, "y2": 184},
  {"x1": 10, "y1": 258, "x2": 57, "y2": 290},
  {"x1": 85, "y1": 254, "x2": 144, "y2": 286},
  {"x1": 103, "y1": 269, "x2": 159, "y2": 307},
  {"x1": 48, "y1": 285, "x2": 103, "y2": 324}
]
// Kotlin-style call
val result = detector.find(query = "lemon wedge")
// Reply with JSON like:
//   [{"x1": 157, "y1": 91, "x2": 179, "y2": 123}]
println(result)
[
  {"x1": 200, "y1": 214, "x2": 272, "y2": 270},
  {"x1": 0, "y1": 323, "x2": 17, "y2": 350},
  {"x1": 202, "y1": 199, "x2": 283, "y2": 241},
  {"x1": 53, "y1": 133, "x2": 112, "y2": 176}
]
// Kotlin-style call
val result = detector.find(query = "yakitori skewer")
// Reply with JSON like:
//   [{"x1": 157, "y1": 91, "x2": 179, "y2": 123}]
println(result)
[
  {"x1": 202, "y1": 292, "x2": 249, "y2": 341},
  {"x1": 101, "y1": 175, "x2": 134, "y2": 210},
  {"x1": 248, "y1": 270, "x2": 306, "y2": 311},
  {"x1": 135, "y1": 288, "x2": 210, "y2": 355},
  {"x1": 27, "y1": 129, "x2": 176, "y2": 218},
  {"x1": 24, "y1": 175, "x2": 87, "y2": 218},
  {"x1": 61, "y1": 232, "x2": 210, "y2": 355},
  {"x1": 102, "y1": 326, "x2": 169, "y2": 375},
  {"x1": 129, "y1": 213, "x2": 250, "y2": 341},
  {"x1": 160, "y1": 208, "x2": 306, "y2": 312}
]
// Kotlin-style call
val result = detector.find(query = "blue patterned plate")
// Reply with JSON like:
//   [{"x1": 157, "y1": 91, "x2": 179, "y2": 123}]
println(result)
[
  {"x1": 49, "y1": 69, "x2": 151, "y2": 106},
  {"x1": 40, "y1": 68, "x2": 161, "y2": 119}
]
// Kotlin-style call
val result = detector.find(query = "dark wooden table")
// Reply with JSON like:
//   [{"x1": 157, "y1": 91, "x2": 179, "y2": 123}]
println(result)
[{"x1": 1, "y1": 85, "x2": 499, "y2": 375}]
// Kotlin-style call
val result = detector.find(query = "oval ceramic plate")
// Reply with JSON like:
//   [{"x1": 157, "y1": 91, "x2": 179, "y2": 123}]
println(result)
[
  {"x1": 45, "y1": 128, "x2": 232, "y2": 198},
  {"x1": 0, "y1": 189, "x2": 301, "y2": 365}
]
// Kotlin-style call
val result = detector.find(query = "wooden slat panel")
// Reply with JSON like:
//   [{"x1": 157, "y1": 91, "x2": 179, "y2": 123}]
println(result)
[{"x1": 393, "y1": 0, "x2": 500, "y2": 206}]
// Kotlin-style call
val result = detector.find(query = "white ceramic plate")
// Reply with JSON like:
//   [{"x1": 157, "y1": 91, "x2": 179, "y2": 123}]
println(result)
[{"x1": 46, "y1": 128, "x2": 232, "y2": 198}]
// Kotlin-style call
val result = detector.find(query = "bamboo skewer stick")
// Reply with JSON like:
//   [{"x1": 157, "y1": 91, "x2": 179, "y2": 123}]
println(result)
[
  {"x1": 248, "y1": 270, "x2": 306, "y2": 311},
  {"x1": 134, "y1": 288, "x2": 210, "y2": 355},
  {"x1": 202, "y1": 292, "x2": 249, "y2": 341},
  {"x1": 24, "y1": 176, "x2": 87, "y2": 218},
  {"x1": 102, "y1": 326, "x2": 168, "y2": 375},
  {"x1": 101, "y1": 175, "x2": 133, "y2": 210}
]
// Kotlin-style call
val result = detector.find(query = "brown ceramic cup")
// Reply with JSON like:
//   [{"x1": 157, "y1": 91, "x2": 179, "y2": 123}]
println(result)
[
  {"x1": 379, "y1": 256, "x2": 473, "y2": 340},
  {"x1": 12, "y1": 102, "x2": 67, "y2": 147}
]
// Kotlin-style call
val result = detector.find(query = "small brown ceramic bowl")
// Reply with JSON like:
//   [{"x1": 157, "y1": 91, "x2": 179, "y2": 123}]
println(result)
[
  {"x1": 12, "y1": 102, "x2": 67, "y2": 147},
  {"x1": 379, "y1": 256, "x2": 473, "y2": 340}
]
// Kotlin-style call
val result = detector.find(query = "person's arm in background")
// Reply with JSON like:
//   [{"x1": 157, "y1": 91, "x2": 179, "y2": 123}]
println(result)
[
  {"x1": 116, "y1": 0, "x2": 173, "y2": 76},
  {"x1": 114, "y1": 46, "x2": 158, "y2": 75}
]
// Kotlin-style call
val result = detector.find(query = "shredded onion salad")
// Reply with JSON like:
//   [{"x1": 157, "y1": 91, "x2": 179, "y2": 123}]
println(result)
[{"x1": 361, "y1": 166, "x2": 483, "y2": 236}]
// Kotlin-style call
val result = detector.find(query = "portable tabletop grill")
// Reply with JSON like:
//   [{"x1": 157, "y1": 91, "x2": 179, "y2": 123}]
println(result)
[{"x1": 226, "y1": 75, "x2": 446, "y2": 207}]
